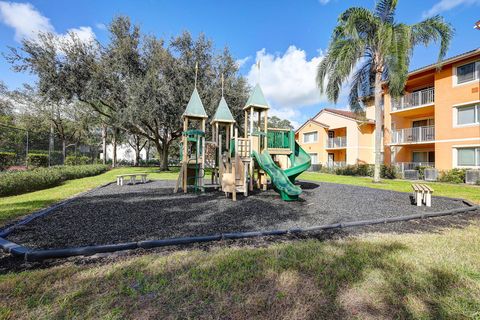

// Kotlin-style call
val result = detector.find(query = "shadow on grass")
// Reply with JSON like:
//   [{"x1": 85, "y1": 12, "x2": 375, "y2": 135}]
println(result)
[{"x1": 1, "y1": 238, "x2": 477, "y2": 319}]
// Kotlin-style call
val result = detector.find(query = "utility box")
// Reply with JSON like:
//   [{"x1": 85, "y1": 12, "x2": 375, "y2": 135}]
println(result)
[
  {"x1": 404, "y1": 170, "x2": 419, "y2": 180},
  {"x1": 465, "y1": 170, "x2": 480, "y2": 185},
  {"x1": 424, "y1": 168, "x2": 438, "y2": 181}
]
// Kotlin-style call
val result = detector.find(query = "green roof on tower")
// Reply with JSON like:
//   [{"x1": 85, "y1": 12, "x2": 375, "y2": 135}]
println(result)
[
  {"x1": 243, "y1": 83, "x2": 269, "y2": 110},
  {"x1": 182, "y1": 88, "x2": 208, "y2": 119},
  {"x1": 211, "y1": 96, "x2": 235, "y2": 123}
]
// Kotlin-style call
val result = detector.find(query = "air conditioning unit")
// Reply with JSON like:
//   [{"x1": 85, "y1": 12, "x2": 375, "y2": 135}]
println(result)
[
  {"x1": 465, "y1": 170, "x2": 480, "y2": 185},
  {"x1": 309, "y1": 164, "x2": 321, "y2": 172},
  {"x1": 424, "y1": 168, "x2": 438, "y2": 181},
  {"x1": 404, "y1": 170, "x2": 419, "y2": 180}
]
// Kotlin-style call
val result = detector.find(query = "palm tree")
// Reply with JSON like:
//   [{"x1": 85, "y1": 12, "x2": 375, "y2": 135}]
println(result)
[{"x1": 316, "y1": 0, "x2": 453, "y2": 182}]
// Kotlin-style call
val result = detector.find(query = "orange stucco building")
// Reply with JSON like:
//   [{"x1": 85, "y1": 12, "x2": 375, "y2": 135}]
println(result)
[{"x1": 296, "y1": 48, "x2": 480, "y2": 172}]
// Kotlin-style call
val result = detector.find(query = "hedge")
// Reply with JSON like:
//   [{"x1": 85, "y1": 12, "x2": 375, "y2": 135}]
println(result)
[
  {"x1": 65, "y1": 155, "x2": 91, "y2": 166},
  {"x1": 0, "y1": 152, "x2": 16, "y2": 171},
  {"x1": 0, "y1": 165, "x2": 109, "y2": 197},
  {"x1": 332, "y1": 164, "x2": 399, "y2": 179},
  {"x1": 27, "y1": 153, "x2": 49, "y2": 167}
]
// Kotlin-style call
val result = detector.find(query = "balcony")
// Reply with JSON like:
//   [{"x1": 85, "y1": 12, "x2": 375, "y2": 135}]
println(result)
[
  {"x1": 391, "y1": 126, "x2": 435, "y2": 145},
  {"x1": 392, "y1": 87, "x2": 434, "y2": 112},
  {"x1": 326, "y1": 136, "x2": 346, "y2": 149},
  {"x1": 326, "y1": 161, "x2": 346, "y2": 168}
]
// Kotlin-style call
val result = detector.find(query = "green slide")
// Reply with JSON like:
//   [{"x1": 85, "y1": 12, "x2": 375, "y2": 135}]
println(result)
[{"x1": 252, "y1": 142, "x2": 311, "y2": 201}]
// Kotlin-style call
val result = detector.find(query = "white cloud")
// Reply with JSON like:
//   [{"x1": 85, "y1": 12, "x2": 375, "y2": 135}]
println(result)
[
  {"x1": 423, "y1": 0, "x2": 480, "y2": 17},
  {"x1": 318, "y1": 0, "x2": 331, "y2": 4},
  {"x1": 0, "y1": 1, "x2": 53, "y2": 41},
  {"x1": 247, "y1": 46, "x2": 325, "y2": 110},
  {"x1": 95, "y1": 22, "x2": 107, "y2": 31},
  {"x1": 235, "y1": 56, "x2": 250, "y2": 69},
  {"x1": 0, "y1": 1, "x2": 95, "y2": 43}
]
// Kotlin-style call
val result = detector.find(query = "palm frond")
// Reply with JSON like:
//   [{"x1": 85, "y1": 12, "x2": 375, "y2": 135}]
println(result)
[
  {"x1": 349, "y1": 60, "x2": 373, "y2": 112},
  {"x1": 374, "y1": 0, "x2": 398, "y2": 23},
  {"x1": 411, "y1": 15, "x2": 454, "y2": 62}
]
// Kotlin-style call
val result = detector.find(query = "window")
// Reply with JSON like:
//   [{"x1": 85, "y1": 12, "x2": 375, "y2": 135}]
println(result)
[
  {"x1": 457, "y1": 147, "x2": 480, "y2": 167},
  {"x1": 303, "y1": 131, "x2": 318, "y2": 143},
  {"x1": 309, "y1": 153, "x2": 318, "y2": 164},
  {"x1": 455, "y1": 61, "x2": 479, "y2": 85},
  {"x1": 413, "y1": 151, "x2": 435, "y2": 163},
  {"x1": 457, "y1": 104, "x2": 479, "y2": 125}
]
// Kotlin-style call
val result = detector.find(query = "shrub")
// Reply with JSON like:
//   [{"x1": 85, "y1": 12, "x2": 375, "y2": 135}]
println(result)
[
  {"x1": 0, "y1": 164, "x2": 109, "y2": 197},
  {"x1": 0, "y1": 152, "x2": 16, "y2": 171},
  {"x1": 27, "y1": 153, "x2": 48, "y2": 167},
  {"x1": 65, "y1": 155, "x2": 91, "y2": 166},
  {"x1": 438, "y1": 168, "x2": 466, "y2": 184},
  {"x1": 381, "y1": 164, "x2": 398, "y2": 179}
]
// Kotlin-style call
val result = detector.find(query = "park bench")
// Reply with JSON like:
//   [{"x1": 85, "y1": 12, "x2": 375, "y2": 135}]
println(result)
[
  {"x1": 116, "y1": 173, "x2": 148, "y2": 186},
  {"x1": 411, "y1": 183, "x2": 434, "y2": 207}
]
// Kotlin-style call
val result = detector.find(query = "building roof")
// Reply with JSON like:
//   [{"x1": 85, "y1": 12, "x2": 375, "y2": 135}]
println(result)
[
  {"x1": 323, "y1": 108, "x2": 368, "y2": 121},
  {"x1": 182, "y1": 88, "x2": 208, "y2": 119},
  {"x1": 211, "y1": 96, "x2": 235, "y2": 123},
  {"x1": 295, "y1": 118, "x2": 329, "y2": 134},
  {"x1": 408, "y1": 48, "x2": 480, "y2": 77},
  {"x1": 244, "y1": 84, "x2": 269, "y2": 110}
]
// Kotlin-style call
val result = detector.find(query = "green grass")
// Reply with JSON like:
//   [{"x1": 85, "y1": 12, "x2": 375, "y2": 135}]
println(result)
[
  {"x1": 1, "y1": 223, "x2": 479, "y2": 319},
  {"x1": 300, "y1": 172, "x2": 480, "y2": 204},
  {"x1": 0, "y1": 167, "x2": 178, "y2": 227},
  {"x1": 1, "y1": 169, "x2": 479, "y2": 319}
]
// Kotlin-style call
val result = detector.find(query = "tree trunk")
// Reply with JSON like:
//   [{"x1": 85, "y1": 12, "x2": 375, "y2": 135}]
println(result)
[
  {"x1": 145, "y1": 142, "x2": 151, "y2": 162},
  {"x1": 134, "y1": 144, "x2": 140, "y2": 166},
  {"x1": 102, "y1": 124, "x2": 107, "y2": 165},
  {"x1": 161, "y1": 144, "x2": 169, "y2": 171},
  {"x1": 112, "y1": 128, "x2": 118, "y2": 168},
  {"x1": 62, "y1": 139, "x2": 66, "y2": 165},
  {"x1": 373, "y1": 71, "x2": 384, "y2": 183},
  {"x1": 49, "y1": 124, "x2": 54, "y2": 167}
]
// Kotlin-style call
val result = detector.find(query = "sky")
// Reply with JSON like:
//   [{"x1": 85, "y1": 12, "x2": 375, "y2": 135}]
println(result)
[{"x1": 1, "y1": 0, "x2": 479, "y2": 128}]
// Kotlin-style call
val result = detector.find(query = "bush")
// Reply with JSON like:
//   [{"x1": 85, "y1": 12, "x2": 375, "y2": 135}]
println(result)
[
  {"x1": 65, "y1": 155, "x2": 91, "y2": 166},
  {"x1": 333, "y1": 164, "x2": 397, "y2": 179},
  {"x1": 0, "y1": 152, "x2": 16, "y2": 171},
  {"x1": 27, "y1": 153, "x2": 48, "y2": 167},
  {"x1": 0, "y1": 164, "x2": 109, "y2": 197},
  {"x1": 381, "y1": 164, "x2": 398, "y2": 179},
  {"x1": 438, "y1": 168, "x2": 466, "y2": 184}
]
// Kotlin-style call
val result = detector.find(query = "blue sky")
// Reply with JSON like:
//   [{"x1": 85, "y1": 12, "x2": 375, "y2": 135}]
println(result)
[{"x1": 1, "y1": 0, "x2": 479, "y2": 127}]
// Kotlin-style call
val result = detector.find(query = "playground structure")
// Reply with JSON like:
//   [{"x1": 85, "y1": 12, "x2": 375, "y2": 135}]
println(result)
[{"x1": 174, "y1": 80, "x2": 311, "y2": 201}]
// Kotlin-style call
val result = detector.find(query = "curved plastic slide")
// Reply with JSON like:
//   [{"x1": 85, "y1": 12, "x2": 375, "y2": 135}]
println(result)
[
  {"x1": 284, "y1": 141, "x2": 311, "y2": 182},
  {"x1": 252, "y1": 144, "x2": 310, "y2": 201}
]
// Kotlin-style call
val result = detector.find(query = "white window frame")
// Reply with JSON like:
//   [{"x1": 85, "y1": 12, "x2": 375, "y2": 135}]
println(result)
[
  {"x1": 452, "y1": 145, "x2": 480, "y2": 168},
  {"x1": 303, "y1": 131, "x2": 318, "y2": 144},
  {"x1": 453, "y1": 101, "x2": 480, "y2": 128},
  {"x1": 453, "y1": 60, "x2": 480, "y2": 87}
]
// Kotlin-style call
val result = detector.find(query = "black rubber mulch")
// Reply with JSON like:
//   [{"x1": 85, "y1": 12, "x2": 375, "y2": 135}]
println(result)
[{"x1": 5, "y1": 180, "x2": 471, "y2": 250}]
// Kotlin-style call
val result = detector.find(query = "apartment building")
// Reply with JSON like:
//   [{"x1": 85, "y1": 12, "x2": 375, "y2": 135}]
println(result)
[
  {"x1": 296, "y1": 48, "x2": 480, "y2": 172},
  {"x1": 295, "y1": 108, "x2": 375, "y2": 168},
  {"x1": 381, "y1": 48, "x2": 480, "y2": 171}
]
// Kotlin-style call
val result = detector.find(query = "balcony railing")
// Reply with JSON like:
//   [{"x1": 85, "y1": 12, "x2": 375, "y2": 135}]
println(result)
[
  {"x1": 392, "y1": 87, "x2": 434, "y2": 111},
  {"x1": 326, "y1": 136, "x2": 347, "y2": 148},
  {"x1": 326, "y1": 161, "x2": 346, "y2": 168},
  {"x1": 391, "y1": 125, "x2": 435, "y2": 144},
  {"x1": 394, "y1": 162, "x2": 435, "y2": 173}
]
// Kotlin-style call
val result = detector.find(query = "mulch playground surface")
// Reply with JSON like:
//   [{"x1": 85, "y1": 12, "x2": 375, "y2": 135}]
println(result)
[{"x1": 5, "y1": 180, "x2": 472, "y2": 250}]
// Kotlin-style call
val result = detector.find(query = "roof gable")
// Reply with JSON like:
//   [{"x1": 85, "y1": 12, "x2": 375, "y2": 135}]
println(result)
[
  {"x1": 212, "y1": 96, "x2": 235, "y2": 123},
  {"x1": 244, "y1": 84, "x2": 269, "y2": 109},
  {"x1": 183, "y1": 88, "x2": 208, "y2": 119}
]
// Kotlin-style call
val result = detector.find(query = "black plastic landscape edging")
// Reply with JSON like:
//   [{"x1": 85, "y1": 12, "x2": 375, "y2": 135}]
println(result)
[{"x1": 0, "y1": 197, "x2": 477, "y2": 261}]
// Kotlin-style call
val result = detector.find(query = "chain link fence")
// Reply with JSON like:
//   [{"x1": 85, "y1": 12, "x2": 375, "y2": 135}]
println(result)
[{"x1": 0, "y1": 124, "x2": 99, "y2": 170}]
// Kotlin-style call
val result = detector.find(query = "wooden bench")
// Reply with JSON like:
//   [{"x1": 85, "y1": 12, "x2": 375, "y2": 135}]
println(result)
[
  {"x1": 412, "y1": 183, "x2": 434, "y2": 207},
  {"x1": 116, "y1": 173, "x2": 148, "y2": 186}
]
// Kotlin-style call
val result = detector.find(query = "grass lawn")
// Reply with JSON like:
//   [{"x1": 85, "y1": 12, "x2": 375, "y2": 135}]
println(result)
[
  {"x1": 0, "y1": 168, "x2": 479, "y2": 319},
  {"x1": 0, "y1": 167, "x2": 178, "y2": 227},
  {"x1": 301, "y1": 172, "x2": 480, "y2": 204}
]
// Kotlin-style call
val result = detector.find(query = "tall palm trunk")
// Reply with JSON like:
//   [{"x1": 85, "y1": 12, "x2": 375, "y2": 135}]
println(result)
[{"x1": 373, "y1": 70, "x2": 384, "y2": 182}]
